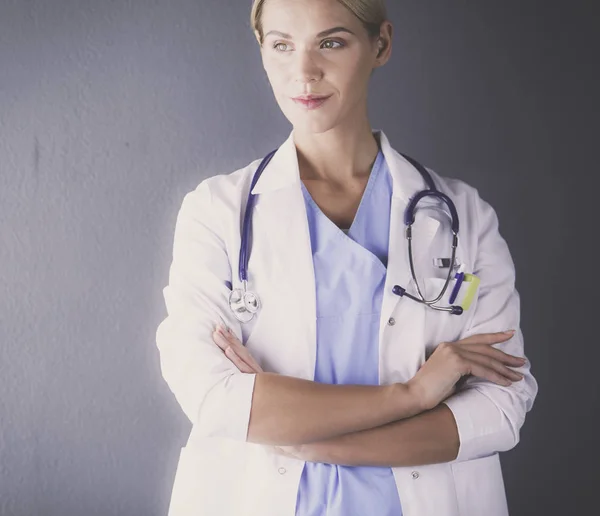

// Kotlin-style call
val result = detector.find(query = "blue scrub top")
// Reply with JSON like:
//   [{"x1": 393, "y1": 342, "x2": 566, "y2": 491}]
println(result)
[{"x1": 295, "y1": 149, "x2": 403, "y2": 516}]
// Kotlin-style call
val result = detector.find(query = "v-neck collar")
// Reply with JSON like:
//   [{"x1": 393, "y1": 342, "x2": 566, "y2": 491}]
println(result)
[{"x1": 300, "y1": 149, "x2": 385, "y2": 240}]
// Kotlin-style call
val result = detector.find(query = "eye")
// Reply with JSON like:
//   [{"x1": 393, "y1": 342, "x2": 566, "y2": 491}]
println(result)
[
  {"x1": 321, "y1": 39, "x2": 344, "y2": 50},
  {"x1": 273, "y1": 42, "x2": 290, "y2": 52}
]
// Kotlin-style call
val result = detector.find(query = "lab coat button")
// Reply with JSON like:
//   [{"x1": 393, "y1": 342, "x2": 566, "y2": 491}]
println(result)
[
  {"x1": 411, "y1": 471, "x2": 420, "y2": 479},
  {"x1": 278, "y1": 467, "x2": 287, "y2": 475},
  {"x1": 388, "y1": 317, "x2": 396, "y2": 326}
]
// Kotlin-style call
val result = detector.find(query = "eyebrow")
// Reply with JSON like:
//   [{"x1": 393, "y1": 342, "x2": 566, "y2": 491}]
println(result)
[{"x1": 264, "y1": 26, "x2": 356, "y2": 39}]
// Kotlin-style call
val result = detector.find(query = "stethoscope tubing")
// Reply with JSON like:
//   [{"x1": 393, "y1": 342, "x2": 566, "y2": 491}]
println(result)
[
  {"x1": 239, "y1": 149, "x2": 277, "y2": 283},
  {"x1": 231, "y1": 148, "x2": 464, "y2": 322}
]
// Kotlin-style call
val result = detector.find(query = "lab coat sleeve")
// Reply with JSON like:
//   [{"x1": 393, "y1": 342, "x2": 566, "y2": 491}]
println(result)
[
  {"x1": 442, "y1": 190, "x2": 538, "y2": 462},
  {"x1": 155, "y1": 179, "x2": 257, "y2": 442}
]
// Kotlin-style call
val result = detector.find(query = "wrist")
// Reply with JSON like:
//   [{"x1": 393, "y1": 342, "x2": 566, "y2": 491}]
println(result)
[
  {"x1": 388, "y1": 382, "x2": 424, "y2": 420},
  {"x1": 306, "y1": 439, "x2": 335, "y2": 464}
]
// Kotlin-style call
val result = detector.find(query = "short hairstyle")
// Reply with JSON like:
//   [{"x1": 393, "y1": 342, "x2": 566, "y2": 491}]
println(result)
[{"x1": 250, "y1": 0, "x2": 388, "y2": 44}]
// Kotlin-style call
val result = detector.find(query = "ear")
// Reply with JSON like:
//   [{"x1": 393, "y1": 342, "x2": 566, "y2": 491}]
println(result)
[
  {"x1": 374, "y1": 22, "x2": 393, "y2": 65},
  {"x1": 254, "y1": 30, "x2": 263, "y2": 46}
]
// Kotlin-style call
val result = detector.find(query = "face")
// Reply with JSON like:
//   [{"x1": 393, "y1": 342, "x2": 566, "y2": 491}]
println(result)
[{"x1": 257, "y1": 0, "x2": 390, "y2": 135}]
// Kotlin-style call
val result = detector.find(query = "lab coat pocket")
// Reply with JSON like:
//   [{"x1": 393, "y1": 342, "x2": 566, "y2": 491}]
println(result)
[
  {"x1": 421, "y1": 277, "x2": 480, "y2": 355},
  {"x1": 450, "y1": 453, "x2": 508, "y2": 516}
]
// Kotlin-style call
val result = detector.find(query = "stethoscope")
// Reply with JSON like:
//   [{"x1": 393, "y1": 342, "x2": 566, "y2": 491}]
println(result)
[{"x1": 228, "y1": 148, "x2": 464, "y2": 323}]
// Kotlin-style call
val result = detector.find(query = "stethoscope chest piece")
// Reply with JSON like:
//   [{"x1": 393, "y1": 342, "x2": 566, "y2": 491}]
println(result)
[{"x1": 228, "y1": 282, "x2": 261, "y2": 323}]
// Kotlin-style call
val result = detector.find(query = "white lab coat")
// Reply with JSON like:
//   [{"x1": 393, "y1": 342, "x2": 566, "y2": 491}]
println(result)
[{"x1": 156, "y1": 129, "x2": 538, "y2": 516}]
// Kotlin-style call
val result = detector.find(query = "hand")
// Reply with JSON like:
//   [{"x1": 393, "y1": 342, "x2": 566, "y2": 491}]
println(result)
[
  {"x1": 271, "y1": 443, "x2": 326, "y2": 463},
  {"x1": 272, "y1": 444, "x2": 306, "y2": 460},
  {"x1": 407, "y1": 331, "x2": 527, "y2": 411},
  {"x1": 212, "y1": 323, "x2": 264, "y2": 373}
]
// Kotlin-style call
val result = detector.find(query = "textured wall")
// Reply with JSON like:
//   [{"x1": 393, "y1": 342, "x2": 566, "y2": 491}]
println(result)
[{"x1": 1, "y1": 1, "x2": 597, "y2": 515}]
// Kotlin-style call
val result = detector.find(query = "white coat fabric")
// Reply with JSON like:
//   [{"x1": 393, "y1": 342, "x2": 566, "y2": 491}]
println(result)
[{"x1": 156, "y1": 129, "x2": 538, "y2": 516}]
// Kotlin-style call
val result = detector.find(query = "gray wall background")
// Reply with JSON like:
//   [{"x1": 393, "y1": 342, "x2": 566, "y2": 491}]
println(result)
[{"x1": 1, "y1": 1, "x2": 598, "y2": 515}]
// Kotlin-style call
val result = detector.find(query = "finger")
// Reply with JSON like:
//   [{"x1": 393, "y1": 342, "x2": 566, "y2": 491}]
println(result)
[
  {"x1": 467, "y1": 346, "x2": 527, "y2": 367},
  {"x1": 233, "y1": 344, "x2": 264, "y2": 373},
  {"x1": 217, "y1": 328, "x2": 263, "y2": 372},
  {"x1": 466, "y1": 362, "x2": 512, "y2": 386},
  {"x1": 455, "y1": 341, "x2": 526, "y2": 366},
  {"x1": 213, "y1": 332, "x2": 253, "y2": 369},
  {"x1": 216, "y1": 328, "x2": 264, "y2": 372},
  {"x1": 214, "y1": 331, "x2": 262, "y2": 373},
  {"x1": 460, "y1": 353, "x2": 522, "y2": 386},
  {"x1": 461, "y1": 349, "x2": 524, "y2": 381},
  {"x1": 212, "y1": 330, "x2": 230, "y2": 350},
  {"x1": 456, "y1": 330, "x2": 515, "y2": 347},
  {"x1": 272, "y1": 446, "x2": 298, "y2": 460},
  {"x1": 225, "y1": 347, "x2": 256, "y2": 373},
  {"x1": 224, "y1": 346, "x2": 256, "y2": 374}
]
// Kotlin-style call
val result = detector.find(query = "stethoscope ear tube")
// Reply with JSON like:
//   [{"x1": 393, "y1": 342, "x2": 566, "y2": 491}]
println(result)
[
  {"x1": 404, "y1": 190, "x2": 460, "y2": 236},
  {"x1": 232, "y1": 149, "x2": 278, "y2": 323},
  {"x1": 231, "y1": 149, "x2": 467, "y2": 323},
  {"x1": 395, "y1": 151, "x2": 464, "y2": 315},
  {"x1": 239, "y1": 149, "x2": 278, "y2": 283}
]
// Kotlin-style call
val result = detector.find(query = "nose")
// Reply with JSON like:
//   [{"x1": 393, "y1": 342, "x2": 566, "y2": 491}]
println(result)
[{"x1": 294, "y1": 49, "x2": 323, "y2": 84}]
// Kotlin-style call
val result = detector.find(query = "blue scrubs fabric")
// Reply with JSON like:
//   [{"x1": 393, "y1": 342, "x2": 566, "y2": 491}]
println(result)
[{"x1": 295, "y1": 150, "x2": 403, "y2": 516}]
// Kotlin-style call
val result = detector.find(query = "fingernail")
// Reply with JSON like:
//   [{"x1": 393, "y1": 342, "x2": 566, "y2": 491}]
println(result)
[{"x1": 504, "y1": 330, "x2": 516, "y2": 334}]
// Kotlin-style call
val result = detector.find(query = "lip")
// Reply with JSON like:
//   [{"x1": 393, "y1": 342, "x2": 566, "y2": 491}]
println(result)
[
  {"x1": 292, "y1": 94, "x2": 332, "y2": 110},
  {"x1": 293, "y1": 94, "x2": 330, "y2": 100}
]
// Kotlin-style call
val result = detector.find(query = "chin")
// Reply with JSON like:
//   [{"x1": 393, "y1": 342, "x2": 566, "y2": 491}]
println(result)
[
  {"x1": 291, "y1": 120, "x2": 337, "y2": 135},
  {"x1": 284, "y1": 112, "x2": 340, "y2": 135}
]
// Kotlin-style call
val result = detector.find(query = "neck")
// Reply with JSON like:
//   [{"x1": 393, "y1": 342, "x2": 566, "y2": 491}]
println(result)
[{"x1": 292, "y1": 113, "x2": 380, "y2": 185}]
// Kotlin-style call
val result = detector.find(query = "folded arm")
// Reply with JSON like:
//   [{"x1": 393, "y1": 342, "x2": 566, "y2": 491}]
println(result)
[
  {"x1": 158, "y1": 180, "x2": 536, "y2": 460},
  {"x1": 247, "y1": 373, "x2": 428, "y2": 445},
  {"x1": 279, "y1": 188, "x2": 538, "y2": 468},
  {"x1": 319, "y1": 187, "x2": 539, "y2": 467},
  {"x1": 294, "y1": 403, "x2": 459, "y2": 467},
  {"x1": 157, "y1": 180, "x2": 422, "y2": 446}
]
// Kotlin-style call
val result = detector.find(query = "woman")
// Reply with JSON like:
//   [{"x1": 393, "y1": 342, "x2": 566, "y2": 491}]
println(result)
[{"x1": 156, "y1": 0, "x2": 538, "y2": 515}]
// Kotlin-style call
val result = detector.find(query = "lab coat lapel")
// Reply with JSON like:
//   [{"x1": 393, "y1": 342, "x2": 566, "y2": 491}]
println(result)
[
  {"x1": 377, "y1": 131, "x2": 440, "y2": 372},
  {"x1": 249, "y1": 128, "x2": 440, "y2": 380},
  {"x1": 251, "y1": 132, "x2": 318, "y2": 379}
]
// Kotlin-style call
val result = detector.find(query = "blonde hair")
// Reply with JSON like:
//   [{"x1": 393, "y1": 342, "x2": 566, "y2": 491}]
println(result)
[{"x1": 250, "y1": 0, "x2": 387, "y2": 44}]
